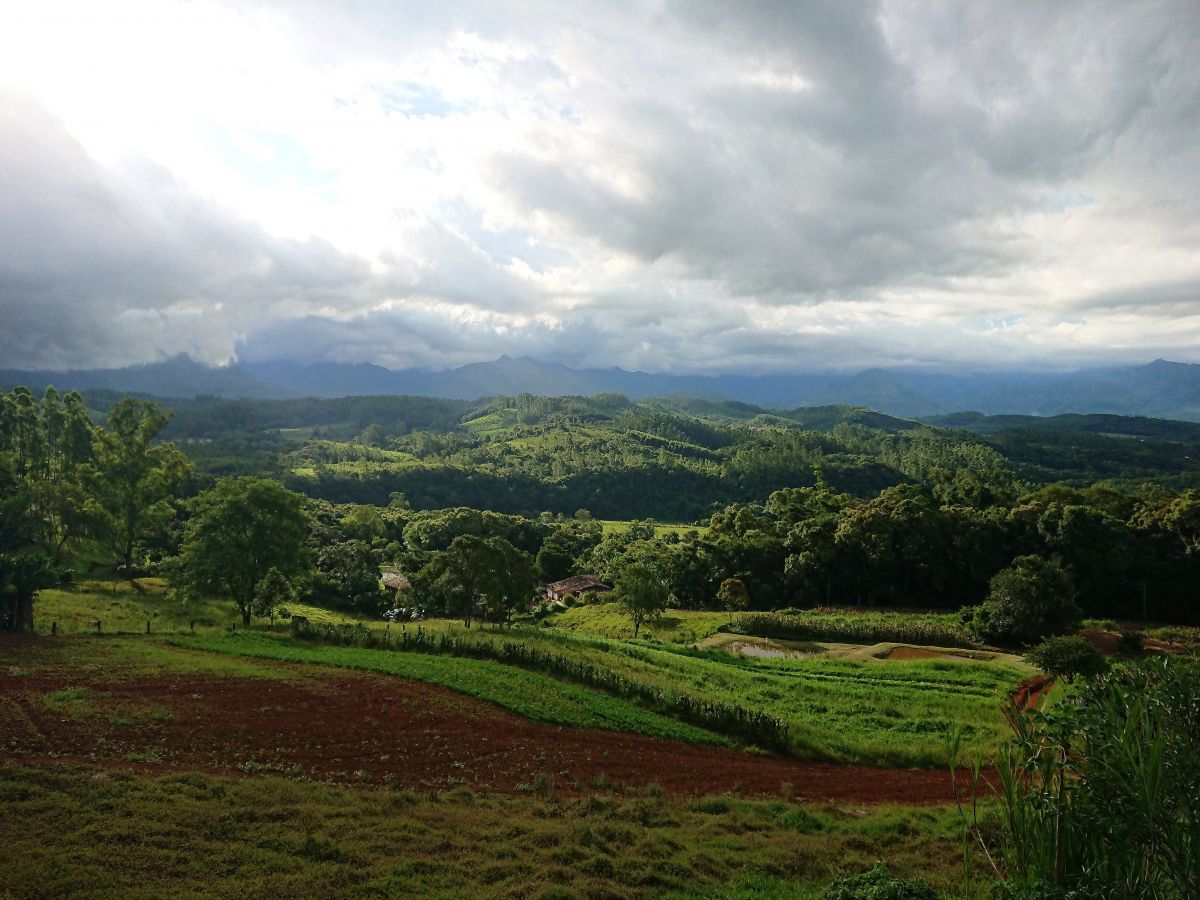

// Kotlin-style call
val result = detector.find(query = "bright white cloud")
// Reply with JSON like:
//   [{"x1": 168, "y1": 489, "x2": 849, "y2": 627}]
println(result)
[{"x1": 1, "y1": 0, "x2": 1198, "y2": 372}]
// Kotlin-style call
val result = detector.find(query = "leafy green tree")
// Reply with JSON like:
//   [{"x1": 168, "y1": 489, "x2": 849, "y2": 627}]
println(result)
[
  {"x1": 614, "y1": 562, "x2": 669, "y2": 638},
  {"x1": 171, "y1": 477, "x2": 311, "y2": 626},
  {"x1": 0, "y1": 387, "x2": 95, "y2": 562},
  {"x1": 966, "y1": 555, "x2": 1081, "y2": 646},
  {"x1": 309, "y1": 539, "x2": 386, "y2": 616},
  {"x1": 252, "y1": 566, "x2": 297, "y2": 627},
  {"x1": 430, "y1": 534, "x2": 534, "y2": 627},
  {"x1": 716, "y1": 577, "x2": 750, "y2": 612},
  {"x1": 85, "y1": 399, "x2": 191, "y2": 576},
  {"x1": 535, "y1": 530, "x2": 578, "y2": 582}
]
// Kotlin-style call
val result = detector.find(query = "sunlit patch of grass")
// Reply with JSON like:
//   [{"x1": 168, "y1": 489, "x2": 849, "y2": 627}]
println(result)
[
  {"x1": 551, "y1": 602, "x2": 731, "y2": 643},
  {"x1": 33, "y1": 578, "x2": 363, "y2": 636}
]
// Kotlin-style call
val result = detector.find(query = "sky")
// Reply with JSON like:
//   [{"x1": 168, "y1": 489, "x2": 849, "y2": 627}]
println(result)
[{"x1": 1, "y1": 0, "x2": 1199, "y2": 374}]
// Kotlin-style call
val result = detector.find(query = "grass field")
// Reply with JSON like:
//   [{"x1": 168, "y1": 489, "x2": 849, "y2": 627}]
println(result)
[
  {"x1": 32, "y1": 578, "x2": 361, "y2": 636},
  {"x1": 0, "y1": 765, "x2": 988, "y2": 899},
  {"x1": 550, "y1": 602, "x2": 732, "y2": 643},
  {"x1": 598, "y1": 519, "x2": 709, "y2": 538}
]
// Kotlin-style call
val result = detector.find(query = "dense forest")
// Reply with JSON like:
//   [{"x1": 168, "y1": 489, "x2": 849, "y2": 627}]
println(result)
[{"x1": 3, "y1": 385, "x2": 1198, "y2": 633}]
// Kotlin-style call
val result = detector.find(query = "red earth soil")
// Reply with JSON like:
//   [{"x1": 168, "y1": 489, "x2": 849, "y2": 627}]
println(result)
[
  {"x1": 1010, "y1": 675, "x2": 1052, "y2": 711},
  {"x1": 0, "y1": 662, "x2": 987, "y2": 803}
]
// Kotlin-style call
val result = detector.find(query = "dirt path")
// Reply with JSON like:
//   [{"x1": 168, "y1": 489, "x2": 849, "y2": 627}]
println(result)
[
  {"x1": 1011, "y1": 674, "x2": 1052, "y2": 711},
  {"x1": 0, "y1": 664, "x2": 978, "y2": 803}
]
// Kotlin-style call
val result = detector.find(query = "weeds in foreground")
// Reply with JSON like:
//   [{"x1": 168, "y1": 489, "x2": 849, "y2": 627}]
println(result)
[{"x1": 949, "y1": 656, "x2": 1200, "y2": 897}]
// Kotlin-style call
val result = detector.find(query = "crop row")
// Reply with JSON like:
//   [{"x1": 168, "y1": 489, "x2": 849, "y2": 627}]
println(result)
[
  {"x1": 732, "y1": 611, "x2": 974, "y2": 649},
  {"x1": 293, "y1": 620, "x2": 790, "y2": 751}
]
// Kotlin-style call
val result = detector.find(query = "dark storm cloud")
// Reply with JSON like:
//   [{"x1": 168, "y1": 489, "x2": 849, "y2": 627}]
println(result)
[{"x1": 2, "y1": 1, "x2": 1199, "y2": 372}]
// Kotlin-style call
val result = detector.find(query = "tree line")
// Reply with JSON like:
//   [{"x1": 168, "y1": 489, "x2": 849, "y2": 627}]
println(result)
[{"x1": 3, "y1": 386, "x2": 1197, "y2": 636}]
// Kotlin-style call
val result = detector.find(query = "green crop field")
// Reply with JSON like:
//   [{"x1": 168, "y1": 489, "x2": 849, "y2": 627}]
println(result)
[
  {"x1": 172, "y1": 632, "x2": 727, "y2": 746},
  {"x1": 184, "y1": 622, "x2": 1029, "y2": 767}
]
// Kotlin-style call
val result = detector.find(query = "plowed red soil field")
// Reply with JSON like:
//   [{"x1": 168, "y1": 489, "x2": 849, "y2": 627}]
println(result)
[{"x1": 0, "y1": 661, "x2": 981, "y2": 803}]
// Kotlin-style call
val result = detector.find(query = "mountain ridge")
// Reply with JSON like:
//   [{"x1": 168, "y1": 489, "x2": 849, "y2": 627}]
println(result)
[{"x1": 3, "y1": 354, "x2": 1200, "y2": 421}]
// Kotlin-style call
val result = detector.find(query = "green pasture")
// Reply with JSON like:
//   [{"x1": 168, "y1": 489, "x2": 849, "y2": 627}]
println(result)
[
  {"x1": 550, "y1": 602, "x2": 731, "y2": 643},
  {"x1": 597, "y1": 519, "x2": 709, "y2": 538},
  {"x1": 32, "y1": 578, "x2": 360, "y2": 636}
]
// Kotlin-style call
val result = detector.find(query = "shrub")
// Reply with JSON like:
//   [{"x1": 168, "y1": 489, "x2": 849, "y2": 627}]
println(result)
[
  {"x1": 1024, "y1": 635, "x2": 1108, "y2": 682},
  {"x1": 986, "y1": 657, "x2": 1200, "y2": 896},
  {"x1": 822, "y1": 862, "x2": 938, "y2": 899},
  {"x1": 965, "y1": 556, "x2": 1081, "y2": 647}
]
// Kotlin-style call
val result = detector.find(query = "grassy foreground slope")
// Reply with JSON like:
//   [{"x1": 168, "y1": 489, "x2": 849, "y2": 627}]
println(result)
[{"x1": 0, "y1": 766, "x2": 987, "y2": 899}]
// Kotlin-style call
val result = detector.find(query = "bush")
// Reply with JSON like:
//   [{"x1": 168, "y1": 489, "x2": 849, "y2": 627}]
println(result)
[
  {"x1": 1024, "y1": 635, "x2": 1108, "y2": 682},
  {"x1": 822, "y1": 862, "x2": 939, "y2": 899},
  {"x1": 988, "y1": 657, "x2": 1200, "y2": 896},
  {"x1": 965, "y1": 555, "x2": 1081, "y2": 647}
]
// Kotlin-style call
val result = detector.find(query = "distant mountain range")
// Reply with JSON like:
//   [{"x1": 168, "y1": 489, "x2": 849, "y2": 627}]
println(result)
[{"x1": 3, "y1": 355, "x2": 1200, "y2": 422}]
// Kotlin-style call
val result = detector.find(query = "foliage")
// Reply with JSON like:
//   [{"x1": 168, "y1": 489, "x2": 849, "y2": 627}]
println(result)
[
  {"x1": 965, "y1": 556, "x2": 1081, "y2": 647},
  {"x1": 717, "y1": 577, "x2": 750, "y2": 612},
  {"x1": 416, "y1": 534, "x2": 536, "y2": 626},
  {"x1": 614, "y1": 563, "x2": 670, "y2": 638},
  {"x1": 83, "y1": 398, "x2": 191, "y2": 575},
  {"x1": 170, "y1": 477, "x2": 312, "y2": 625},
  {"x1": 988, "y1": 657, "x2": 1200, "y2": 897},
  {"x1": 1023, "y1": 635, "x2": 1108, "y2": 682},
  {"x1": 308, "y1": 539, "x2": 386, "y2": 617},
  {"x1": 822, "y1": 862, "x2": 939, "y2": 899},
  {"x1": 252, "y1": 567, "x2": 297, "y2": 623}
]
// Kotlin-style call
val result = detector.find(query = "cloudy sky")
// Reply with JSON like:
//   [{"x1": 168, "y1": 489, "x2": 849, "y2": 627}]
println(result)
[{"x1": 2, "y1": 1, "x2": 1199, "y2": 374}]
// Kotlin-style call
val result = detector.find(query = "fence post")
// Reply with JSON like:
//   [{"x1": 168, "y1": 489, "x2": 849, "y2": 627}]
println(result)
[
  {"x1": 146, "y1": 620, "x2": 151, "y2": 635},
  {"x1": 51, "y1": 621, "x2": 57, "y2": 636},
  {"x1": 95, "y1": 620, "x2": 102, "y2": 634}
]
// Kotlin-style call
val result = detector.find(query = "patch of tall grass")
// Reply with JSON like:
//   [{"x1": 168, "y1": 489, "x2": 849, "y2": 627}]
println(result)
[{"x1": 733, "y1": 609, "x2": 974, "y2": 649}]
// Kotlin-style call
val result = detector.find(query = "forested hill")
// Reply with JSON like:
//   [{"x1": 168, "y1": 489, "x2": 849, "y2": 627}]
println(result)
[
  {"x1": 127, "y1": 391, "x2": 1200, "y2": 522},
  {"x1": 5, "y1": 354, "x2": 1200, "y2": 420}
]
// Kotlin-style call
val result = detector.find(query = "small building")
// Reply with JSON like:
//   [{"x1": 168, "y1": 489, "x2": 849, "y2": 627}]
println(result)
[
  {"x1": 543, "y1": 574, "x2": 612, "y2": 604},
  {"x1": 382, "y1": 572, "x2": 412, "y2": 594}
]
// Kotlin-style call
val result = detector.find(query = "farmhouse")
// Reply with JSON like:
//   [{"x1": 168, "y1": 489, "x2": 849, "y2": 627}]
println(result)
[
  {"x1": 543, "y1": 574, "x2": 611, "y2": 604},
  {"x1": 382, "y1": 572, "x2": 411, "y2": 594}
]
